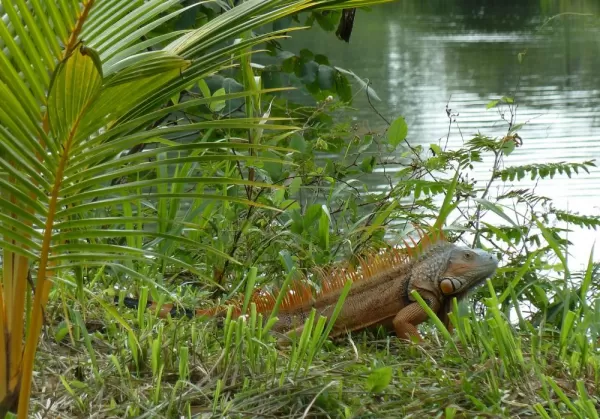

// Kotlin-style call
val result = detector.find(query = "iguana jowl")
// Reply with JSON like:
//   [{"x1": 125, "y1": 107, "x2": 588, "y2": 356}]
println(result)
[{"x1": 120, "y1": 230, "x2": 498, "y2": 342}]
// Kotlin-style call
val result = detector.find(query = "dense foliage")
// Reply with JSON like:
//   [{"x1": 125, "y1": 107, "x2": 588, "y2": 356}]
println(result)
[{"x1": 0, "y1": 1, "x2": 598, "y2": 418}]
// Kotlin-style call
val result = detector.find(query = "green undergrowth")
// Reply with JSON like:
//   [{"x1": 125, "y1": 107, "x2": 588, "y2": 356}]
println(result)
[
  {"x1": 2, "y1": 2, "x2": 599, "y2": 417},
  {"x1": 33, "y1": 278, "x2": 599, "y2": 418}
]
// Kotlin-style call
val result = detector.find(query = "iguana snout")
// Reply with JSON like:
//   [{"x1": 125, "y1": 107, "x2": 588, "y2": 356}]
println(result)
[{"x1": 438, "y1": 247, "x2": 498, "y2": 295}]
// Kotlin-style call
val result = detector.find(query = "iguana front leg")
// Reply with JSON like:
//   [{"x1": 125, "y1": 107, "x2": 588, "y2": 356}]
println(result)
[{"x1": 392, "y1": 294, "x2": 441, "y2": 341}]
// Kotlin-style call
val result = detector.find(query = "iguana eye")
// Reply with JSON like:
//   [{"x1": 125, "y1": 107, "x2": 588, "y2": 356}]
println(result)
[{"x1": 463, "y1": 251, "x2": 473, "y2": 260}]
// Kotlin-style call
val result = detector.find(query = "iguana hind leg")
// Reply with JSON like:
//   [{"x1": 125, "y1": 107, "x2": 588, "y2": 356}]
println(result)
[
  {"x1": 392, "y1": 297, "x2": 440, "y2": 341},
  {"x1": 275, "y1": 324, "x2": 305, "y2": 347}
]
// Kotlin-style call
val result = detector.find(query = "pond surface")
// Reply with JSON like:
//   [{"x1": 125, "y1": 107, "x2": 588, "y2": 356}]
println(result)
[{"x1": 281, "y1": 0, "x2": 600, "y2": 269}]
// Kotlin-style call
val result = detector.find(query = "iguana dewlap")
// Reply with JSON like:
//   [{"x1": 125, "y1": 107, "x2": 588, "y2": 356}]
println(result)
[{"x1": 119, "y1": 232, "x2": 498, "y2": 342}]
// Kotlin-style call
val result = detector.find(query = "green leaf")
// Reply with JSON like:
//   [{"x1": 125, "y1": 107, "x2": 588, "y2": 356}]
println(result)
[
  {"x1": 317, "y1": 65, "x2": 335, "y2": 90},
  {"x1": 289, "y1": 177, "x2": 302, "y2": 196},
  {"x1": 290, "y1": 134, "x2": 307, "y2": 153},
  {"x1": 365, "y1": 367, "x2": 393, "y2": 393},
  {"x1": 47, "y1": 46, "x2": 103, "y2": 142},
  {"x1": 360, "y1": 156, "x2": 376, "y2": 173},
  {"x1": 580, "y1": 244, "x2": 595, "y2": 303},
  {"x1": 429, "y1": 143, "x2": 442, "y2": 155},
  {"x1": 387, "y1": 116, "x2": 408, "y2": 148},
  {"x1": 314, "y1": 11, "x2": 339, "y2": 31},
  {"x1": 474, "y1": 198, "x2": 518, "y2": 227},
  {"x1": 282, "y1": 55, "x2": 299, "y2": 73},
  {"x1": 304, "y1": 204, "x2": 323, "y2": 229},
  {"x1": 501, "y1": 140, "x2": 516, "y2": 156},
  {"x1": 434, "y1": 170, "x2": 459, "y2": 230},
  {"x1": 209, "y1": 87, "x2": 226, "y2": 112},
  {"x1": 486, "y1": 99, "x2": 499, "y2": 109},
  {"x1": 300, "y1": 61, "x2": 319, "y2": 84},
  {"x1": 54, "y1": 322, "x2": 70, "y2": 342},
  {"x1": 535, "y1": 217, "x2": 569, "y2": 276},
  {"x1": 318, "y1": 205, "x2": 330, "y2": 250},
  {"x1": 290, "y1": 210, "x2": 304, "y2": 234},
  {"x1": 334, "y1": 71, "x2": 352, "y2": 102},
  {"x1": 197, "y1": 79, "x2": 211, "y2": 98},
  {"x1": 314, "y1": 54, "x2": 330, "y2": 65},
  {"x1": 262, "y1": 70, "x2": 282, "y2": 89},
  {"x1": 508, "y1": 123, "x2": 524, "y2": 134},
  {"x1": 299, "y1": 49, "x2": 314, "y2": 62},
  {"x1": 499, "y1": 252, "x2": 536, "y2": 304},
  {"x1": 366, "y1": 85, "x2": 381, "y2": 102}
]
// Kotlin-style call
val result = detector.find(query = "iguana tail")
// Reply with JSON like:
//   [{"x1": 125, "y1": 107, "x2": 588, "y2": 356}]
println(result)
[
  {"x1": 115, "y1": 296, "x2": 201, "y2": 318},
  {"x1": 114, "y1": 227, "x2": 446, "y2": 321}
]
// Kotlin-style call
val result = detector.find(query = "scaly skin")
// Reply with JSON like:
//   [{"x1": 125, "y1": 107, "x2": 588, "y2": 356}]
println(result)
[
  {"x1": 271, "y1": 241, "x2": 498, "y2": 342},
  {"x1": 118, "y1": 236, "x2": 498, "y2": 343}
]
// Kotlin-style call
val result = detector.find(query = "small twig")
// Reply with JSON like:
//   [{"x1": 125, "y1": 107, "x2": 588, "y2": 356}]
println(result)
[
  {"x1": 214, "y1": 203, "x2": 257, "y2": 286},
  {"x1": 443, "y1": 95, "x2": 454, "y2": 151},
  {"x1": 364, "y1": 81, "x2": 472, "y2": 240}
]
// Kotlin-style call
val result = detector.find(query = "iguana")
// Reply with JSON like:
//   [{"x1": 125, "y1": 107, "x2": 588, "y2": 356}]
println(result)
[{"x1": 117, "y1": 229, "x2": 498, "y2": 342}]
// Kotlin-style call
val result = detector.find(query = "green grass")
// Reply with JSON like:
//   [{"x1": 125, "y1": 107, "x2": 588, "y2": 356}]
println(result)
[{"x1": 31, "y1": 279, "x2": 599, "y2": 418}]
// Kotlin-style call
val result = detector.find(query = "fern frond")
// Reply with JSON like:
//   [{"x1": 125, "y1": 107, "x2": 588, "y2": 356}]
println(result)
[
  {"x1": 494, "y1": 161, "x2": 596, "y2": 182},
  {"x1": 552, "y1": 209, "x2": 600, "y2": 231}
]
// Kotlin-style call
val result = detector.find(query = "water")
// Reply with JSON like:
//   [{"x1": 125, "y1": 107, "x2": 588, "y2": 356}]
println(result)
[{"x1": 278, "y1": 1, "x2": 600, "y2": 269}]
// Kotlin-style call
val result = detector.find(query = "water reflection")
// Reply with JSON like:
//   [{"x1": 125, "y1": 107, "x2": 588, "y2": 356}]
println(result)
[{"x1": 280, "y1": 1, "x2": 600, "y2": 268}]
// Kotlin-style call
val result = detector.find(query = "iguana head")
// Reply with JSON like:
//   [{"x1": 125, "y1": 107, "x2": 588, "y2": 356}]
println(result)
[
  {"x1": 405, "y1": 241, "x2": 498, "y2": 330},
  {"x1": 408, "y1": 242, "x2": 498, "y2": 300},
  {"x1": 438, "y1": 246, "x2": 498, "y2": 297}
]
